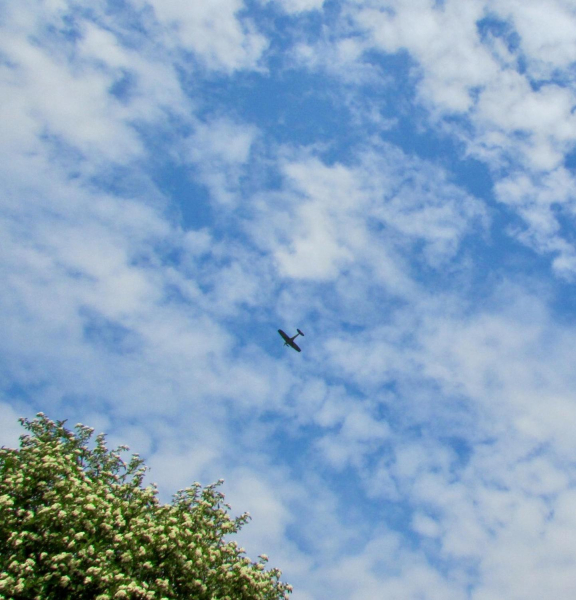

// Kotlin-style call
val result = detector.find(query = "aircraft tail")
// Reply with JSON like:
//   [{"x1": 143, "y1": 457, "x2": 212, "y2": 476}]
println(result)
[{"x1": 297, "y1": 328, "x2": 304, "y2": 336}]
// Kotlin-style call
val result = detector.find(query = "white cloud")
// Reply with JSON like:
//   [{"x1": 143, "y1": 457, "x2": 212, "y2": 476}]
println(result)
[
  {"x1": 316, "y1": 406, "x2": 391, "y2": 469},
  {"x1": 0, "y1": 0, "x2": 282, "y2": 450},
  {"x1": 354, "y1": 0, "x2": 493, "y2": 113},
  {"x1": 225, "y1": 469, "x2": 294, "y2": 548},
  {"x1": 331, "y1": 0, "x2": 576, "y2": 272},
  {"x1": 0, "y1": 402, "x2": 27, "y2": 449},
  {"x1": 412, "y1": 512, "x2": 442, "y2": 538},
  {"x1": 185, "y1": 117, "x2": 259, "y2": 206},
  {"x1": 0, "y1": 0, "x2": 193, "y2": 171},
  {"x1": 493, "y1": 168, "x2": 576, "y2": 277},
  {"x1": 286, "y1": 274, "x2": 576, "y2": 594},
  {"x1": 77, "y1": 22, "x2": 189, "y2": 121},
  {"x1": 270, "y1": 0, "x2": 326, "y2": 14},
  {"x1": 319, "y1": 533, "x2": 466, "y2": 600},
  {"x1": 415, "y1": 298, "x2": 576, "y2": 457},
  {"x1": 144, "y1": 0, "x2": 268, "y2": 72},
  {"x1": 291, "y1": 38, "x2": 380, "y2": 88},
  {"x1": 491, "y1": 0, "x2": 576, "y2": 76},
  {"x1": 0, "y1": 35, "x2": 141, "y2": 164},
  {"x1": 148, "y1": 442, "x2": 223, "y2": 493},
  {"x1": 473, "y1": 76, "x2": 576, "y2": 171},
  {"x1": 403, "y1": 446, "x2": 576, "y2": 600},
  {"x1": 248, "y1": 145, "x2": 485, "y2": 286}
]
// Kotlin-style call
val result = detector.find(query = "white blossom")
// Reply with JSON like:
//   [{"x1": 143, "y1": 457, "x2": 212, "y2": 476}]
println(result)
[{"x1": 0, "y1": 414, "x2": 292, "y2": 599}]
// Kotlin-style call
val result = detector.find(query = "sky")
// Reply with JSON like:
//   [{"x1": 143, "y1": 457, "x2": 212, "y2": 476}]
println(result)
[{"x1": 3, "y1": 0, "x2": 576, "y2": 598}]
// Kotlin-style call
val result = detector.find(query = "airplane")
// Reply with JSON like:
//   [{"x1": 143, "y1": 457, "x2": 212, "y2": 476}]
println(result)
[{"x1": 278, "y1": 328, "x2": 305, "y2": 352}]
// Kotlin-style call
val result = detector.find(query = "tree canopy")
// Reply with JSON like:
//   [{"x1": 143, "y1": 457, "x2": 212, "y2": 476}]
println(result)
[{"x1": 0, "y1": 414, "x2": 292, "y2": 600}]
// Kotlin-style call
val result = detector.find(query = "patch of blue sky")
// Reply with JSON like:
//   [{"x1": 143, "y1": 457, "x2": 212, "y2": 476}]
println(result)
[
  {"x1": 563, "y1": 145, "x2": 576, "y2": 177},
  {"x1": 202, "y1": 309, "x2": 281, "y2": 356},
  {"x1": 81, "y1": 308, "x2": 141, "y2": 355},
  {"x1": 181, "y1": 9, "x2": 398, "y2": 161},
  {"x1": 476, "y1": 14, "x2": 576, "y2": 89},
  {"x1": 431, "y1": 212, "x2": 555, "y2": 298},
  {"x1": 85, "y1": 162, "x2": 157, "y2": 204},
  {"x1": 545, "y1": 205, "x2": 576, "y2": 250},
  {"x1": 374, "y1": 125, "x2": 563, "y2": 301},
  {"x1": 477, "y1": 14, "x2": 522, "y2": 54},
  {"x1": 108, "y1": 70, "x2": 138, "y2": 104},
  {"x1": 156, "y1": 164, "x2": 213, "y2": 230},
  {"x1": 211, "y1": 49, "x2": 521, "y2": 302},
  {"x1": 1, "y1": 382, "x2": 48, "y2": 411},
  {"x1": 355, "y1": 53, "x2": 494, "y2": 201},
  {"x1": 88, "y1": 0, "x2": 152, "y2": 45},
  {"x1": 310, "y1": 464, "x2": 426, "y2": 553},
  {"x1": 290, "y1": 279, "x2": 404, "y2": 328},
  {"x1": 244, "y1": 0, "x2": 339, "y2": 43},
  {"x1": 441, "y1": 435, "x2": 473, "y2": 469},
  {"x1": 189, "y1": 70, "x2": 358, "y2": 153},
  {"x1": 361, "y1": 48, "x2": 420, "y2": 101},
  {"x1": 38, "y1": 131, "x2": 86, "y2": 174},
  {"x1": 264, "y1": 424, "x2": 416, "y2": 543}
]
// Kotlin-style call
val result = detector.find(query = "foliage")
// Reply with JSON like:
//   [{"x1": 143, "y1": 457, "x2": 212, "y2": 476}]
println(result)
[{"x1": 0, "y1": 414, "x2": 292, "y2": 600}]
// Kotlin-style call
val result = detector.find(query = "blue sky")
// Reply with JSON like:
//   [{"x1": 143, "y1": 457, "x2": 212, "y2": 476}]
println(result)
[{"x1": 3, "y1": 0, "x2": 576, "y2": 598}]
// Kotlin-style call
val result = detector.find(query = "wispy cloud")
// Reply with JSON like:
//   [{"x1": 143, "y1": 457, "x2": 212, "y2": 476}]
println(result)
[
  {"x1": 246, "y1": 144, "x2": 485, "y2": 289},
  {"x1": 145, "y1": 0, "x2": 268, "y2": 71},
  {"x1": 297, "y1": 0, "x2": 576, "y2": 275}
]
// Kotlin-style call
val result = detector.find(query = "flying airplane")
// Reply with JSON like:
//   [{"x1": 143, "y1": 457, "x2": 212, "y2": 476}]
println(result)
[{"x1": 278, "y1": 328, "x2": 305, "y2": 352}]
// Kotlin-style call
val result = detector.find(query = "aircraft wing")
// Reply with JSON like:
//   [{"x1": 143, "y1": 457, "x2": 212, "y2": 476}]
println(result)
[{"x1": 278, "y1": 330, "x2": 302, "y2": 352}]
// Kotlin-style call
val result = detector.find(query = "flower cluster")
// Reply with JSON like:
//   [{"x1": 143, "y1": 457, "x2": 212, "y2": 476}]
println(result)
[{"x1": 0, "y1": 414, "x2": 292, "y2": 599}]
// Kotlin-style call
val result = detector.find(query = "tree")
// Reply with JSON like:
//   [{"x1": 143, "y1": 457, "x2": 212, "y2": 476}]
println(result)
[{"x1": 0, "y1": 414, "x2": 292, "y2": 600}]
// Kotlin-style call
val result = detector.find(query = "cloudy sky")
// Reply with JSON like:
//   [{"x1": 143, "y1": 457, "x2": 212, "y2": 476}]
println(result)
[{"x1": 3, "y1": 0, "x2": 576, "y2": 597}]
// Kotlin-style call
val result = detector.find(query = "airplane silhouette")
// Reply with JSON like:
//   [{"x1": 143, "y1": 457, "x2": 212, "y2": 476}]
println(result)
[{"x1": 278, "y1": 329, "x2": 305, "y2": 352}]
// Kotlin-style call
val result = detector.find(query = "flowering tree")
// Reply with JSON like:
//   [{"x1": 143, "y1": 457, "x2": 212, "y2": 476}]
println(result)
[{"x1": 0, "y1": 414, "x2": 292, "y2": 600}]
